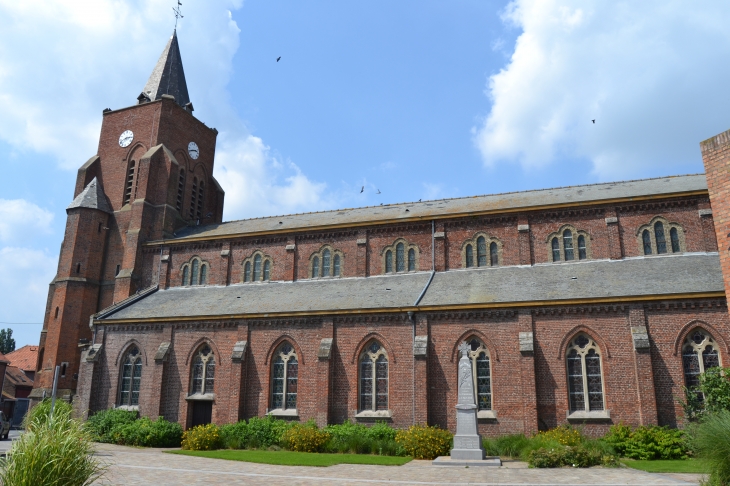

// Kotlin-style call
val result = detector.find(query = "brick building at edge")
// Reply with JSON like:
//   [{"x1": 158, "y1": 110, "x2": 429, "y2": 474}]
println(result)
[{"x1": 30, "y1": 31, "x2": 730, "y2": 436}]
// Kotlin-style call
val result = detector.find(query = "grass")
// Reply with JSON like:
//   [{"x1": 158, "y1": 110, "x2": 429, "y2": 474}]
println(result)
[
  {"x1": 620, "y1": 458, "x2": 709, "y2": 473},
  {"x1": 167, "y1": 449, "x2": 413, "y2": 467}
]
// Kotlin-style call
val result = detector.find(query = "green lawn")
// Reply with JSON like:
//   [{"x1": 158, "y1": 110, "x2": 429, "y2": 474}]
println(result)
[
  {"x1": 620, "y1": 458, "x2": 709, "y2": 473},
  {"x1": 166, "y1": 449, "x2": 413, "y2": 467}
]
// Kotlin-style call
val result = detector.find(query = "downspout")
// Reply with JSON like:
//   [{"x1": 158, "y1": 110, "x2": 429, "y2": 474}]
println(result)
[{"x1": 409, "y1": 220, "x2": 437, "y2": 424}]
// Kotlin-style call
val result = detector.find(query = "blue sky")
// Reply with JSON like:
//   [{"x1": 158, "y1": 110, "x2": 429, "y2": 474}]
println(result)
[{"x1": 1, "y1": 0, "x2": 730, "y2": 347}]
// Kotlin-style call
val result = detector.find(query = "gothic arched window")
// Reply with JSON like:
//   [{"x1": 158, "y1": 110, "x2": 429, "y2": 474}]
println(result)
[
  {"x1": 359, "y1": 341, "x2": 388, "y2": 412},
  {"x1": 655, "y1": 222, "x2": 667, "y2": 254},
  {"x1": 181, "y1": 257, "x2": 209, "y2": 286},
  {"x1": 465, "y1": 244, "x2": 474, "y2": 268},
  {"x1": 191, "y1": 259, "x2": 199, "y2": 284},
  {"x1": 190, "y1": 344, "x2": 215, "y2": 396},
  {"x1": 312, "y1": 256, "x2": 320, "y2": 278},
  {"x1": 396, "y1": 243, "x2": 405, "y2": 272},
  {"x1": 385, "y1": 250, "x2": 393, "y2": 273},
  {"x1": 200, "y1": 264, "x2": 208, "y2": 285},
  {"x1": 271, "y1": 342, "x2": 298, "y2": 411},
  {"x1": 552, "y1": 237, "x2": 560, "y2": 262},
  {"x1": 578, "y1": 235, "x2": 587, "y2": 260},
  {"x1": 566, "y1": 334, "x2": 604, "y2": 413},
  {"x1": 182, "y1": 266, "x2": 190, "y2": 285},
  {"x1": 490, "y1": 242, "x2": 499, "y2": 266},
  {"x1": 408, "y1": 248, "x2": 416, "y2": 271},
  {"x1": 263, "y1": 260, "x2": 271, "y2": 281},
  {"x1": 333, "y1": 255, "x2": 341, "y2": 277},
  {"x1": 465, "y1": 338, "x2": 492, "y2": 411},
  {"x1": 244, "y1": 261, "x2": 251, "y2": 282},
  {"x1": 118, "y1": 345, "x2": 142, "y2": 407},
  {"x1": 322, "y1": 249, "x2": 331, "y2": 277},
  {"x1": 563, "y1": 230, "x2": 574, "y2": 261},
  {"x1": 253, "y1": 255, "x2": 262, "y2": 281},
  {"x1": 639, "y1": 217, "x2": 685, "y2": 255},
  {"x1": 643, "y1": 230, "x2": 652, "y2": 255},
  {"x1": 242, "y1": 252, "x2": 273, "y2": 283},
  {"x1": 682, "y1": 329, "x2": 722, "y2": 391},
  {"x1": 477, "y1": 236, "x2": 487, "y2": 267},
  {"x1": 670, "y1": 227, "x2": 680, "y2": 253},
  {"x1": 309, "y1": 247, "x2": 344, "y2": 278}
]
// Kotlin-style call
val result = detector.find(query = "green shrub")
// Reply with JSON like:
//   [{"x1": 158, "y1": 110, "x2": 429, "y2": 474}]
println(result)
[
  {"x1": 0, "y1": 399, "x2": 105, "y2": 485},
  {"x1": 680, "y1": 367, "x2": 730, "y2": 421},
  {"x1": 282, "y1": 423, "x2": 331, "y2": 452},
  {"x1": 482, "y1": 434, "x2": 531, "y2": 458},
  {"x1": 536, "y1": 425, "x2": 583, "y2": 446},
  {"x1": 395, "y1": 424, "x2": 452, "y2": 460},
  {"x1": 85, "y1": 408, "x2": 138, "y2": 443},
  {"x1": 323, "y1": 421, "x2": 401, "y2": 455},
  {"x1": 220, "y1": 420, "x2": 250, "y2": 449},
  {"x1": 111, "y1": 417, "x2": 183, "y2": 447},
  {"x1": 688, "y1": 410, "x2": 730, "y2": 485},
  {"x1": 181, "y1": 423, "x2": 222, "y2": 451},
  {"x1": 246, "y1": 416, "x2": 293, "y2": 449},
  {"x1": 528, "y1": 445, "x2": 616, "y2": 468},
  {"x1": 366, "y1": 421, "x2": 398, "y2": 442},
  {"x1": 603, "y1": 423, "x2": 689, "y2": 460}
]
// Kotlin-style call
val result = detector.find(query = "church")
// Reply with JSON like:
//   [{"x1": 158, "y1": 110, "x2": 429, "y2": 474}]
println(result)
[{"x1": 30, "y1": 31, "x2": 730, "y2": 437}]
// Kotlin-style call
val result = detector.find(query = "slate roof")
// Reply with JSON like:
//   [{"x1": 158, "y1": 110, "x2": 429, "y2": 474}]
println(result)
[
  {"x1": 142, "y1": 30, "x2": 190, "y2": 108},
  {"x1": 168, "y1": 174, "x2": 708, "y2": 242},
  {"x1": 97, "y1": 253, "x2": 723, "y2": 322},
  {"x1": 4, "y1": 345, "x2": 38, "y2": 372},
  {"x1": 67, "y1": 177, "x2": 112, "y2": 213}
]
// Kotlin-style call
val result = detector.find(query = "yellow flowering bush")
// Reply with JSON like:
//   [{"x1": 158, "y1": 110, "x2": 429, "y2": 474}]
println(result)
[
  {"x1": 395, "y1": 424, "x2": 452, "y2": 459},
  {"x1": 181, "y1": 423, "x2": 222, "y2": 451},
  {"x1": 282, "y1": 423, "x2": 331, "y2": 452},
  {"x1": 535, "y1": 425, "x2": 583, "y2": 446}
]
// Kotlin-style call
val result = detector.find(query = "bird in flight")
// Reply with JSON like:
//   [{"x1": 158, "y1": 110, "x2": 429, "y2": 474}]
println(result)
[
  {"x1": 377, "y1": 189, "x2": 381, "y2": 194},
  {"x1": 591, "y1": 119, "x2": 595, "y2": 124},
  {"x1": 418, "y1": 199, "x2": 422, "y2": 202},
  {"x1": 277, "y1": 56, "x2": 281, "y2": 62},
  {"x1": 360, "y1": 186, "x2": 364, "y2": 193}
]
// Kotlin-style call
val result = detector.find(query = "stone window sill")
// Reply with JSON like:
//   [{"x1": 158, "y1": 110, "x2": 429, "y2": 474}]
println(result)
[
  {"x1": 267, "y1": 408, "x2": 298, "y2": 417},
  {"x1": 186, "y1": 393, "x2": 215, "y2": 401},
  {"x1": 477, "y1": 410, "x2": 497, "y2": 419},
  {"x1": 566, "y1": 410, "x2": 610, "y2": 422},
  {"x1": 115, "y1": 405, "x2": 139, "y2": 412},
  {"x1": 355, "y1": 410, "x2": 392, "y2": 419}
]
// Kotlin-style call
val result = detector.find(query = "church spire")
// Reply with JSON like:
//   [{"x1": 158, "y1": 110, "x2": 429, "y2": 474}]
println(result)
[{"x1": 139, "y1": 31, "x2": 191, "y2": 109}]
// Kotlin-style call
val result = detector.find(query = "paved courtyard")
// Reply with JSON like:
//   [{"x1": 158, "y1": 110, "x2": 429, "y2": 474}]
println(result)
[{"x1": 92, "y1": 444, "x2": 704, "y2": 486}]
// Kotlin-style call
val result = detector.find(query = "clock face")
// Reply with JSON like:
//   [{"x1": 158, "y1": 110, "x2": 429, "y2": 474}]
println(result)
[
  {"x1": 188, "y1": 141, "x2": 200, "y2": 160},
  {"x1": 118, "y1": 130, "x2": 133, "y2": 148}
]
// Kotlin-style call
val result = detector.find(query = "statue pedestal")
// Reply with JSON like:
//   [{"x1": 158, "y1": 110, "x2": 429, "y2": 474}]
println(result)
[{"x1": 450, "y1": 343, "x2": 486, "y2": 461}]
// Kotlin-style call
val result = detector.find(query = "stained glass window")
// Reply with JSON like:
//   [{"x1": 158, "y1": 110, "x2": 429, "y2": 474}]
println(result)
[
  {"x1": 655, "y1": 222, "x2": 667, "y2": 254},
  {"x1": 244, "y1": 262, "x2": 251, "y2": 282},
  {"x1": 643, "y1": 230, "x2": 652, "y2": 255},
  {"x1": 322, "y1": 249, "x2": 331, "y2": 277},
  {"x1": 190, "y1": 344, "x2": 215, "y2": 395},
  {"x1": 563, "y1": 230, "x2": 574, "y2": 261},
  {"x1": 396, "y1": 243, "x2": 405, "y2": 272},
  {"x1": 360, "y1": 341, "x2": 388, "y2": 412},
  {"x1": 566, "y1": 334, "x2": 604, "y2": 413},
  {"x1": 578, "y1": 235, "x2": 586, "y2": 260},
  {"x1": 191, "y1": 259, "x2": 199, "y2": 285},
  {"x1": 466, "y1": 338, "x2": 492, "y2": 411},
  {"x1": 408, "y1": 249, "x2": 416, "y2": 271},
  {"x1": 670, "y1": 227, "x2": 680, "y2": 253},
  {"x1": 333, "y1": 255, "x2": 341, "y2": 276},
  {"x1": 271, "y1": 342, "x2": 298, "y2": 410},
  {"x1": 253, "y1": 255, "x2": 262, "y2": 281},
  {"x1": 200, "y1": 264, "x2": 207, "y2": 285},
  {"x1": 182, "y1": 266, "x2": 189, "y2": 285},
  {"x1": 385, "y1": 250, "x2": 393, "y2": 273},
  {"x1": 312, "y1": 256, "x2": 319, "y2": 278},
  {"x1": 552, "y1": 238, "x2": 560, "y2": 262},
  {"x1": 490, "y1": 242, "x2": 498, "y2": 266},
  {"x1": 465, "y1": 244, "x2": 474, "y2": 268},
  {"x1": 682, "y1": 329, "x2": 722, "y2": 397},
  {"x1": 263, "y1": 260, "x2": 271, "y2": 281},
  {"x1": 118, "y1": 345, "x2": 142, "y2": 406},
  {"x1": 477, "y1": 236, "x2": 487, "y2": 267}
]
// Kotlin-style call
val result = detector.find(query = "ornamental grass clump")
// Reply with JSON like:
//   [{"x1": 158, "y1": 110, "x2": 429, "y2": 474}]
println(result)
[
  {"x1": 395, "y1": 424, "x2": 452, "y2": 460},
  {"x1": 688, "y1": 410, "x2": 730, "y2": 485},
  {"x1": 181, "y1": 423, "x2": 222, "y2": 451},
  {"x1": 282, "y1": 423, "x2": 331, "y2": 452},
  {"x1": 0, "y1": 399, "x2": 106, "y2": 486},
  {"x1": 323, "y1": 420, "x2": 401, "y2": 455}
]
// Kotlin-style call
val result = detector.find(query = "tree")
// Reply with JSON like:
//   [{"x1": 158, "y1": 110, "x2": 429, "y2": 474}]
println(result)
[{"x1": 0, "y1": 329, "x2": 15, "y2": 355}]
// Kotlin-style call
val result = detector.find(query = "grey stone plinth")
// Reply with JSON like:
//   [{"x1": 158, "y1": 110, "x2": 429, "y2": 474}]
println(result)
[
  {"x1": 451, "y1": 342, "x2": 485, "y2": 461},
  {"x1": 432, "y1": 456, "x2": 502, "y2": 467},
  {"x1": 451, "y1": 447, "x2": 484, "y2": 460}
]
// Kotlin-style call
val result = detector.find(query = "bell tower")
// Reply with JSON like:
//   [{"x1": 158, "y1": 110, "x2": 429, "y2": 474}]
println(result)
[{"x1": 32, "y1": 31, "x2": 225, "y2": 400}]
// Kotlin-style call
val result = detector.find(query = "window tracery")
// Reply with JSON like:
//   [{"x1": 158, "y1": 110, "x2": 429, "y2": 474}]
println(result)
[
  {"x1": 566, "y1": 334, "x2": 605, "y2": 413},
  {"x1": 181, "y1": 256, "x2": 210, "y2": 286},
  {"x1": 465, "y1": 338, "x2": 492, "y2": 411},
  {"x1": 242, "y1": 251, "x2": 273, "y2": 282},
  {"x1": 547, "y1": 225, "x2": 590, "y2": 262},
  {"x1": 637, "y1": 216, "x2": 686, "y2": 255},
  {"x1": 462, "y1": 233, "x2": 501, "y2": 268},
  {"x1": 118, "y1": 345, "x2": 142, "y2": 407},
  {"x1": 309, "y1": 246, "x2": 344, "y2": 278},
  {"x1": 682, "y1": 329, "x2": 722, "y2": 393},
  {"x1": 190, "y1": 344, "x2": 215, "y2": 396},
  {"x1": 271, "y1": 342, "x2": 298, "y2": 411},
  {"x1": 382, "y1": 239, "x2": 419, "y2": 274},
  {"x1": 359, "y1": 341, "x2": 388, "y2": 412}
]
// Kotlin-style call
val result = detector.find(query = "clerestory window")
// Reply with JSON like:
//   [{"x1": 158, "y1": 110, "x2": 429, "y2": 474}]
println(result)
[
  {"x1": 242, "y1": 252, "x2": 273, "y2": 282},
  {"x1": 639, "y1": 217, "x2": 685, "y2": 255},
  {"x1": 181, "y1": 257, "x2": 209, "y2": 286}
]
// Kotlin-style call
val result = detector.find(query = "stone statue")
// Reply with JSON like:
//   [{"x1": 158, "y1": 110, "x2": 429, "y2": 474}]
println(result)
[{"x1": 450, "y1": 341, "x2": 485, "y2": 460}]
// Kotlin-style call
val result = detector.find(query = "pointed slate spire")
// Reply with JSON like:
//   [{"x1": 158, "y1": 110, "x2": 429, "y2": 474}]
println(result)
[
  {"x1": 67, "y1": 177, "x2": 113, "y2": 214},
  {"x1": 140, "y1": 31, "x2": 191, "y2": 108}
]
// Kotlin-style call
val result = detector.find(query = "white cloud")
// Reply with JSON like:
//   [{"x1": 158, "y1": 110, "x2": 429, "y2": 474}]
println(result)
[
  {"x1": 0, "y1": 0, "x2": 336, "y2": 219},
  {"x1": 475, "y1": 0, "x2": 730, "y2": 178},
  {"x1": 0, "y1": 199, "x2": 54, "y2": 244}
]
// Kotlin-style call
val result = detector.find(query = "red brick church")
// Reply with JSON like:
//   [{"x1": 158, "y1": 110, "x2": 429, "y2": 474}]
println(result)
[{"x1": 31, "y1": 31, "x2": 730, "y2": 436}]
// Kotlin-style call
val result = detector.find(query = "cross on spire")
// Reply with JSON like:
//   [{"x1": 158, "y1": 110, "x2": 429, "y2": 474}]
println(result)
[{"x1": 172, "y1": 0, "x2": 183, "y2": 31}]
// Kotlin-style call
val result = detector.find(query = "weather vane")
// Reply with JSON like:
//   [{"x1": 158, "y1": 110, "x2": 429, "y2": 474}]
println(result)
[{"x1": 172, "y1": 0, "x2": 183, "y2": 30}]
